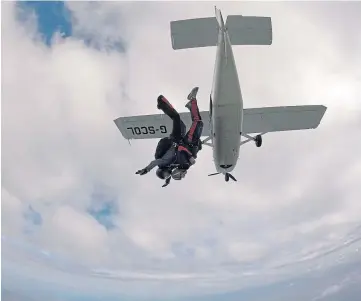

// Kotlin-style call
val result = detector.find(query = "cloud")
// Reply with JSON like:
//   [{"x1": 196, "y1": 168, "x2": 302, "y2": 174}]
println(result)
[
  {"x1": 2, "y1": 188, "x2": 26, "y2": 236},
  {"x1": 228, "y1": 241, "x2": 267, "y2": 262},
  {"x1": 320, "y1": 284, "x2": 342, "y2": 298},
  {"x1": 2, "y1": 1, "x2": 361, "y2": 299},
  {"x1": 38, "y1": 205, "x2": 110, "y2": 265}
]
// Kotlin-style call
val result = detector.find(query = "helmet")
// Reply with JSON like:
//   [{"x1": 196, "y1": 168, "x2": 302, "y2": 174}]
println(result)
[
  {"x1": 156, "y1": 168, "x2": 171, "y2": 180},
  {"x1": 155, "y1": 137, "x2": 173, "y2": 159},
  {"x1": 171, "y1": 168, "x2": 187, "y2": 180}
]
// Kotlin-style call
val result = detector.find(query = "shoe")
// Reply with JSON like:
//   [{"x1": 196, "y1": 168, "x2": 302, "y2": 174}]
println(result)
[
  {"x1": 157, "y1": 95, "x2": 166, "y2": 110},
  {"x1": 186, "y1": 87, "x2": 199, "y2": 109},
  {"x1": 157, "y1": 95, "x2": 173, "y2": 110},
  {"x1": 187, "y1": 87, "x2": 199, "y2": 101}
]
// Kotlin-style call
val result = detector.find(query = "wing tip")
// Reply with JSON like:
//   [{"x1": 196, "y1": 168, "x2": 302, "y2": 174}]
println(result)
[
  {"x1": 317, "y1": 106, "x2": 328, "y2": 127},
  {"x1": 319, "y1": 104, "x2": 328, "y2": 119}
]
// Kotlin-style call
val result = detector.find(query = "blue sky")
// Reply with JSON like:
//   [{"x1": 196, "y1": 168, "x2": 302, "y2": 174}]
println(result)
[
  {"x1": 2, "y1": 1, "x2": 361, "y2": 301},
  {"x1": 12, "y1": 0, "x2": 118, "y2": 231},
  {"x1": 17, "y1": 1, "x2": 72, "y2": 44}
]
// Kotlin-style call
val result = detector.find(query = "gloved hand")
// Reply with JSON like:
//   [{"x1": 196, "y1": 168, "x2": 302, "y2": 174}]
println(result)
[
  {"x1": 136, "y1": 168, "x2": 148, "y2": 175},
  {"x1": 162, "y1": 177, "x2": 171, "y2": 187}
]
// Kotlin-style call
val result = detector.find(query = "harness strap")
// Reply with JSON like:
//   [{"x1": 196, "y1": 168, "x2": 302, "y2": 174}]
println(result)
[{"x1": 177, "y1": 145, "x2": 192, "y2": 156}]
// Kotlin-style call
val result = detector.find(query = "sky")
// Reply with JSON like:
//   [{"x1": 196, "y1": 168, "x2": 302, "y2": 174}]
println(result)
[{"x1": 1, "y1": 1, "x2": 361, "y2": 301}]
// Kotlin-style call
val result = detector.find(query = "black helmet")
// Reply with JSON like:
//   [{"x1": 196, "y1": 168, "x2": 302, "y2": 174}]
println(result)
[
  {"x1": 155, "y1": 137, "x2": 173, "y2": 159},
  {"x1": 156, "y1": 168, "x2": 171, "y2": 180}
]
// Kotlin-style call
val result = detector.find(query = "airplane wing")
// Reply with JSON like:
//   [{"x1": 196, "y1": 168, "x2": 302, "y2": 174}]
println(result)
[
  {"x1": 113, "y1": 111, "x2": 211, "y2": 140},
  {"x1": 113, "y1": 105, "x2": 326, "y2": 140},
  {"x1": 242, "y1": 105, "x2": 327, "y2": 134}
]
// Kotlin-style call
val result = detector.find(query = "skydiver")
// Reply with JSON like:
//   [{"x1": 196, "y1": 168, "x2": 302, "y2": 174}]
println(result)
[{"x1": 135, "y1": 87, "x2": 203, "y2": 187}]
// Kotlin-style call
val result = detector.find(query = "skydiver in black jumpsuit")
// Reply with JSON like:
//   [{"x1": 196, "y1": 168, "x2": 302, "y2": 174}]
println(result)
[{"x1": 135, "y1": 87, "x2": 203, "y2": 187}]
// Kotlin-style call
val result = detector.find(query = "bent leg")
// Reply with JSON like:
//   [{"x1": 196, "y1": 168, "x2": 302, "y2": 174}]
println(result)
[
  {"x1": 186, "y1": 98, "x2": 202, "y2": 122},
  {"x1": 184, "y1": 97, "x2": 203, "y2": 157},
  {"x1": 157, "y1": 95, "x2": 183, "y2": 142},
  {"x1": 185, "y1": 120, "x2": 203, "y2": 144},
  {"x1": 184, "y1": 98, "x2": 203, "y2": 144},
  {"x1": 170, "y1": 115, "x2": 184, "y2": 142}
]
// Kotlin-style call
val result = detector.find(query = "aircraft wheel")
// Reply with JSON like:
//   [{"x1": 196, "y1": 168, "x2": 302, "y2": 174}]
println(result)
[
  {"x1": 255, "y1": 135, "x2": 262, "y2": 147},
  {"x1": 225, "y1": 174, "x2": 229, "y2": 182}
]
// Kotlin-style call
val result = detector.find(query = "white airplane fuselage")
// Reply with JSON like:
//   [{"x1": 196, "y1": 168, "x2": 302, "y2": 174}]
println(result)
[{"x1": 210, "y1": 24, "x2": 243, "y2": 174}]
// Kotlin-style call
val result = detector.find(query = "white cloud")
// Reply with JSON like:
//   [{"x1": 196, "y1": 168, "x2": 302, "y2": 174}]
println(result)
[
  {"x1": 2, "y1": 1, "x2": 361, "y2": 298},
  {"x1": 2, "y1": 188, "x2": 26, "y2": 237},
  {"x1": 320, "y1": 284, "x2": 342, "y2": 297},
  {"x1": 228, "y1": 241, "x2": 267, "y2": 262},
  {"x1": 38, "y1": 205, "x2": 110, "y2": 265}
]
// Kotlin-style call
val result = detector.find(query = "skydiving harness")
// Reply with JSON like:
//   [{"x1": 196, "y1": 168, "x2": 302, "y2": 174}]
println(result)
[{"x1": 159, "y1": 141, "x2": 196, "y2": 188}]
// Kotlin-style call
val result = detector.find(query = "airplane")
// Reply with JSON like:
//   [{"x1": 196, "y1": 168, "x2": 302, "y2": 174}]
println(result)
[{"x1": 113, "y1": 7, "x2": 327, "y2": 182}]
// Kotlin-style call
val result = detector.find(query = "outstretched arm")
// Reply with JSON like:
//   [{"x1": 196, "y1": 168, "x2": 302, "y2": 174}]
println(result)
[
  {"x1": 146, "y1": 157, "x2": 171, "y2": 172},
  {"x1": 136, "y1": 148, "x2": 175, "y2": 175},
  {"x1": 136, "y1": 158, "x2": 168, "y2": 175}
]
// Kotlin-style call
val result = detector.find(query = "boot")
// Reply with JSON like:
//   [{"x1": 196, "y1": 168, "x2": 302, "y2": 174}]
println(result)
[
  {"x1": 185, "y1": 87, "x2": 199, "y2": 110},
  {"x1": 187, "y1": 87, "x2": 199, "y2": 101},
  {"x1": 157, "y1": 95, "x2": 178, "y2": 118}
]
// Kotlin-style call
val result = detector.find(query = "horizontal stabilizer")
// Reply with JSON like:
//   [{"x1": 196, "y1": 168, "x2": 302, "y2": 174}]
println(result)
[
  {"x1": 170, "y1": 14, "x2": 272, "y2": 50},
  {"x1": 226, "y1": 16, "x2": 272, "y2": 45},
  {"x1": 170, "y1": 17, "x2": 218, "y2": 50},
  {"x1": 114, "y1": 105, "x2": 326, "y2": 140}
]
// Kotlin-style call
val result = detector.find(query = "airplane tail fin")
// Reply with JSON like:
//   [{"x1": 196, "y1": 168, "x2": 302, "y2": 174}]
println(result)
[
  {"x1": 170, "y1": 7, "x2": 272, "y2": 50},
  {"x1": 214, "y1": 6, "x2": 225, "y2": 30}
]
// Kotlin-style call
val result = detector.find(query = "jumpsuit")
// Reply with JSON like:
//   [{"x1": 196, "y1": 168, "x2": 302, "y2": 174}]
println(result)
[{"x1": 144, "y1": 95, "x2": 203, "y2": 173}]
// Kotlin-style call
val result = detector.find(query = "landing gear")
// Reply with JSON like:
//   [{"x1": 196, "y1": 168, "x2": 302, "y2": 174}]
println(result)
[
  {"x1": 209, "y1": 172, "x2": 237, "y2": 182},
  {"x1": 255, "y1": 134, "x2": 262, "y2": 147},
  {"x1": 228, "y1": 173, "x2": 236, "y2": 181},
  {"x1": 225, "y1": 173, "x2": 237, "y2": 182},
  {"x1": 203, "y1": 131, "x2": 268, "y2": 183},
  {"x1": 240, "y1": 132, "x2": 267, "y2": 147}
]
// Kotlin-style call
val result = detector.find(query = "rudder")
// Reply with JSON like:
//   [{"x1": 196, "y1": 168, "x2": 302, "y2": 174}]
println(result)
[{"x1": 214, "y1": 6, "x2": 225, "y2": 30}]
